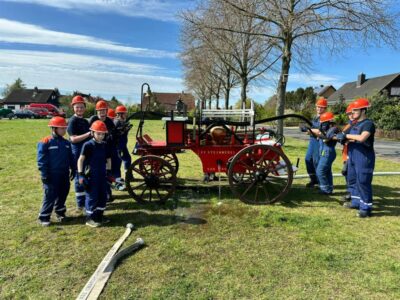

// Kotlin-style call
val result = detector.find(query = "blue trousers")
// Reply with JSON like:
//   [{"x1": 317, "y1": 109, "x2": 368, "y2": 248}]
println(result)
[
  {"x1": 305, "y1": 138, "x2": 320, "y2": 184},
  {"x1": 113, "y1": 145, "x2": 132, "y2": 178},
  {"x1": 85, "y1": 175, "x2": 107, "y2": 222},
  {"x1": 72, "y1": 148, "x2": 85, "y2": 208},
  {"x1": 347, "y1": 150, "x2": 375, "y2": 211},
  {"x1": 39, "y1": 174, "x2": 70, "y2": 220},
  {"x1": 316, "y1": 147, "x2": 336, "y2": 194}
]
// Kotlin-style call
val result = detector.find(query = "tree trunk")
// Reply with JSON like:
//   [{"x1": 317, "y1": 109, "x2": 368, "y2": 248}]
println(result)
[
  {"x1": 240, "y1": 76, "x2": 248, "y2": 108},
  {"x1": 225, "y1": 88, "x2": 230, "y2": 109},
  {"x1": 275, "y1": 39, "x2": 292, "y2": 136}
]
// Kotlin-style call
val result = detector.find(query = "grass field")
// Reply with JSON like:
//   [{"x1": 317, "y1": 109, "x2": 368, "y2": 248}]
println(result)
[{"x1": 0, "y1": 119, "x2": 399, "y2": 299}]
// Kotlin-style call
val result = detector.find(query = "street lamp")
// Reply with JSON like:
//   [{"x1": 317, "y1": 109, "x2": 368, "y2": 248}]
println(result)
[{"x1": 140, "y1": 82, "x2": 152, "y2": 112}]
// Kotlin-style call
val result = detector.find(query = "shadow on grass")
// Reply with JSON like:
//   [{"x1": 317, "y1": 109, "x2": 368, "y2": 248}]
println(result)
[
  {"x1": 282, "y1": 184, "x2": 400, "y2": 217},
  {"x1": 61, "y1": 210, "x2": 207, "y2": 228}
]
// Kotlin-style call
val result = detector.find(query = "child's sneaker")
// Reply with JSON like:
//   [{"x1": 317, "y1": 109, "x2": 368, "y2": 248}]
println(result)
[
  {"x1": 55, "y1": 213, "x2": 68, "y2": 222},
  {"x1": 38, "y1": 219, "x2": 50, "y2": 227},
  {"x1": 86, "y1": 219, "x2": 101, "y2": 228}
]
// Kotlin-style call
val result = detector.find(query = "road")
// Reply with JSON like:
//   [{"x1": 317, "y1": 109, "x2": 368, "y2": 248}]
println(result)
[{"x1": 283, "y1": 127, "x2": 400, "y2": 162}]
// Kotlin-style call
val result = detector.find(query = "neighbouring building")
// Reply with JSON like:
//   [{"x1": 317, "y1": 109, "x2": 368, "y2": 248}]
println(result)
[
  {"x1": 2, "y1": 87, "x2": 61, "y2": 110},
  {"x1": 328, "y1": 72, "x2": 400, "y2": 104},
  {"x1": 315, "y1": 85, "x2": 336, "y2": 99},
  {"x1": 142, "y1": 91, "x2": 196, "y2": 113}
]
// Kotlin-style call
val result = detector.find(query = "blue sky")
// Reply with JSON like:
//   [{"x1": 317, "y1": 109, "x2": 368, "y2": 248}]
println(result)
[{"x1": 0, "y1": 0, "x2": 399, "y2": 104}]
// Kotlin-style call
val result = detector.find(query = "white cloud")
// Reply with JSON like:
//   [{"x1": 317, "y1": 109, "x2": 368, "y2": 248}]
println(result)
[
  {"x1": 4, "y1": 0, "x2": 191, "y2": 22},
  {"x1": 0, "y1": 18, "x2": 177, "y2": 58},
  {"x1": 288, "y1": 73, "x2": 343, "y2": 87},
  {"x1": 0, "y1": 50, "x2": 184, "y2": 103}
]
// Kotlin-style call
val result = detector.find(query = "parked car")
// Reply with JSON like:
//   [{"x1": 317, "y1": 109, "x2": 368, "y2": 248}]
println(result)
[
  {"x1": 26, "y1": 107, "x2": 51, "y2": 118},
  {"x1": 0, "y1": 108, "x2": 15, "y2": 119},
  {"x1": 29, "y1": 103, "x2": 66, "y2": 117},
  {"x1": 14, "y1": 109, "x2": 40, "y2": 119}
]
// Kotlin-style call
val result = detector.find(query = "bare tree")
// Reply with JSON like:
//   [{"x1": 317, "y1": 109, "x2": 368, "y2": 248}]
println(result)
[
  {"x1": 203, "y1": 0, "x2": 400, "y2": 134},
  {"x1": 181, "y1": 0, "x2": 280, "y2": 108}
]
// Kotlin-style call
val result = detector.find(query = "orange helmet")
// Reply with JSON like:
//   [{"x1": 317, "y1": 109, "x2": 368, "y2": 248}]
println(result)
[
  {"x1": 316, "y1": 98, "x2": 328, "y2": 108},
  {"x1": 320, "y1": 112, "x2": 335, "y2": 123},
  {"x1": 95, "y1": 100, "x2": 108, "y2": 111},
  {"x1": 116, "y1": 105, "x2": 127, "y2": 114},
  {"x1": 48, "y1": 116, "x2": 68, "y2": 128},
  {"x1": 90, "y1": 120, "x2": 108, "y2": 133},
  {"x1": 346, "y1": 102, "x2": 356, "y2": 114},
  {"x1": 352, "y1": 98, "x2": 370, "y2": 110},
  {"x1": 107, "y1": 108, "x2": 116, "y2": 119},
  {"x1": 71, "y1": 95, "x2": 85, "y2": 106}
]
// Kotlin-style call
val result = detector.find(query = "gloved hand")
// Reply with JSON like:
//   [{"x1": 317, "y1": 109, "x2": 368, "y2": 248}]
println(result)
[
  {"x1": 78, "y1": 172, "x2": 89, "y2": 189},
  {"x1": 341, "y1": 161, "x2": 348, "y2": 176},
  {"x1": 41, "y1": 177, "x2": 49, "y2": 185},
  {"x1": 106, "y1": 170, "x2": 115, "y2": 184},
  {"x1": 336, "y1": 132, "x2": 347, "y2": 144},
  {"x1": 299, "y1": 124, "x2": 309, "y2": 132},
  {"x1": 69, "y1": 169, "x2": 76, "y2": 181},
  {"x1": 326, "y1": 127, "x2": 338, "y2": 140}
]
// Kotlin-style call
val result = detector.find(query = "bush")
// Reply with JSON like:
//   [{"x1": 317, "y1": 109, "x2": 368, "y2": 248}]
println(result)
[{"x1": 376, "y1": 105, "x2": 400, "y2": 130}]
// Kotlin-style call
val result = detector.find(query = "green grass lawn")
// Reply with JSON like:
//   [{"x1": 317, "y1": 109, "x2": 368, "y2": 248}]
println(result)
[{"x1": 0, "y1": 119, "x2": 399, "y2": 299}]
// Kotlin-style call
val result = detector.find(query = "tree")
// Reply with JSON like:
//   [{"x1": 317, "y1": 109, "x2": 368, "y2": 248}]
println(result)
[
  {"x1": 285, "y1": 86, "x2": 316, "y2": 112},
  {"x1": 2, "y1": 78, "x2": 26, "y2": 97},
  {"x1": 181, "y1": 0, "x2": 279, "y2": 108},
  {"x1": 210, "y1": 0, "x2": 399, "y2": 134}
]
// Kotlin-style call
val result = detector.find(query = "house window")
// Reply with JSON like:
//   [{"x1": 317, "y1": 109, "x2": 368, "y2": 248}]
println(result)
[{"x1": 391, "y1": 87, "x2": 400, "y2": 96}]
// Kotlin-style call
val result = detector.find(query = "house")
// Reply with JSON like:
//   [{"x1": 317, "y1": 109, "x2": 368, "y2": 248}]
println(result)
[
  {"x1": 315, "y1": 85, "x2": 336, "y2": 99},
  {"x1": 2, "y1": 87, "x2": 61, "y2": 110},
  {"x1": 142, "y1": 92, "x2": 195, "y2": 112},
  {"x1": 328, "y1": 73, "x2": 400, "y2": 104}
]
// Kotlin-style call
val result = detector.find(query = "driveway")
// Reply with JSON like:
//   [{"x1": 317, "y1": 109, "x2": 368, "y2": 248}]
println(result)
[{"x1": 282, "y1": 127, "x2": 400, "y2": 162}]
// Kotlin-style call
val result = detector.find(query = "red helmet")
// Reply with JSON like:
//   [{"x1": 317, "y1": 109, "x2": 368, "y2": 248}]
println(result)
[
  {"x1": 346, "y1": 102, "x2": 356, "y2": 114},
  {"x1": 316, "y1": 98, "x2": 328, "y2": 108},
  {"x1": 116, "y1": 105, "x2": 127, "y2": 114},
  {"x1": 95, "y1": 100, "x2": 108, "y2": 111},
  {"x1": 107, "y1": 108, "x2": 116, "y2": 119},
  {"x1": 48, "y1": 116, "x2": 68, "y2": 128},
  {"x1": 320, "y1": 112, "x2": 335, "y2": 123},
  {"x1": 71, "y1": 95, "x2": 85, "y2": 106},
  {"x1": 90, "y1": 120, "x2": 108, "y2": 133},
  {"x1": 352, "y1": 98, "x2": 370, "y2": 110}
]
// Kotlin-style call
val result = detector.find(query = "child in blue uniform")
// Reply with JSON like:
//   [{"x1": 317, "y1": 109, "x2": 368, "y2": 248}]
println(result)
[
  {"x1": 37, "y1": 117, "x2": 76, "y2": 226},
  {"x1": 78, "y1": 120, "x2": 112, "y2": 227},
  {"x1": 67, "y1": 95, "x2": 91, "y2": 211},
  {"x1": 316, "y1": 112, "x2": 339, "y2": 195},
  {"x1": 337, "y1": 98, "x2": 375, "y2": 218},
  {"x1": 89, "y1": 100, "x2": 116, "y2": 202},
  {"x1": 113, "y1": 105, "x2": 132, "y2": 190},
  {"x1": 300, "y1": 98, "x2": 328, "y2": 188}
]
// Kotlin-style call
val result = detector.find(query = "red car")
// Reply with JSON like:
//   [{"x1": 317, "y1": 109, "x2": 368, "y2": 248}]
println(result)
[
  {"x1": 26, "y1": 107, "x2": 51, "y2": 118},
  {"x1": 29, "y1": 103, "x2": 66, "y2": 117}
]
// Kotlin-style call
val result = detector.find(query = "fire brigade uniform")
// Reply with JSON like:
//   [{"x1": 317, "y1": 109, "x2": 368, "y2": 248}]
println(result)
[
  {"x1": 81, "y1": 138, "x2": 111, "y2": 223},
  {"x1": 346, "y1": 118, "x2": 375, "y2": 212},
  {"x1": 89, "y1": 114, "x2": 116, "y2": 201},
  {"x1": 113, "y1": 119, "x2": 132, "y2": 178},
  {"x1": 67, "y1": 114, "x2": 90, "y2": 207},
  {"x1": 316, "y1": 112, "x2": 338, "y2": 194},
  {"x1": 37, "y1": 118, "x2": 75, "y2": 223},
  {"x1": 305, "y1": 115, "x2": 321, "y2": 185}
]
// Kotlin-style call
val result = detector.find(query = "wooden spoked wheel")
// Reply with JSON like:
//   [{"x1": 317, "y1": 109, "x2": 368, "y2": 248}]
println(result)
[
  {"x1": 125, "y1": 155, "x2": 176, "y2": 204},
  {"x1": 228, "y1": 144, "x2": 293, "y2": 205},
  {"x1": 160, "y1": 152, "x2": 179, "y2": 175}
]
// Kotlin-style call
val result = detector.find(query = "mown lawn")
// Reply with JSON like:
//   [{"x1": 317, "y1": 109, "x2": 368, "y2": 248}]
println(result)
[{"x1": 0, "y1": 119, "x2": 399, "y2": 299}]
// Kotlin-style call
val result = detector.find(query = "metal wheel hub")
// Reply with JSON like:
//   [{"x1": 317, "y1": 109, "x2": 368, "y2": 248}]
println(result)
[
  {"x1": 144, "y1": 174, "x2": 159, "y2": 188},
  {"x1": 255, "y1": 170, "x2": 266, "y2": 182}
]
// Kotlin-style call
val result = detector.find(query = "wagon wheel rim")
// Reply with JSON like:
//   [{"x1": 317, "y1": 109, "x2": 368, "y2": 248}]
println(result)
[
  {"x1": 125, "y1": 155, "x2": 176, "y2": 204},
  {"x1": 160, "y1": 152, "x2": 179, "y2": 174},
  {"x1": 228, "y1": 144, "x2": 293, "y2": 205}
]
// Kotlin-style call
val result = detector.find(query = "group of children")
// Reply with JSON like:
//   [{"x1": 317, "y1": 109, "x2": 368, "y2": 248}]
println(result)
[
  {"x1": 302, "y1": 97, "x2": 376, "y2": 218},
  {"x1": 37, "y1": 96, "x2": 132, "y2": 227}
]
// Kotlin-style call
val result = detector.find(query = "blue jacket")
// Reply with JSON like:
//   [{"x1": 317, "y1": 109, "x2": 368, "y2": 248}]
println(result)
[{"x1": 37, "y1": 135, "x2": 75, "y2": 178}]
